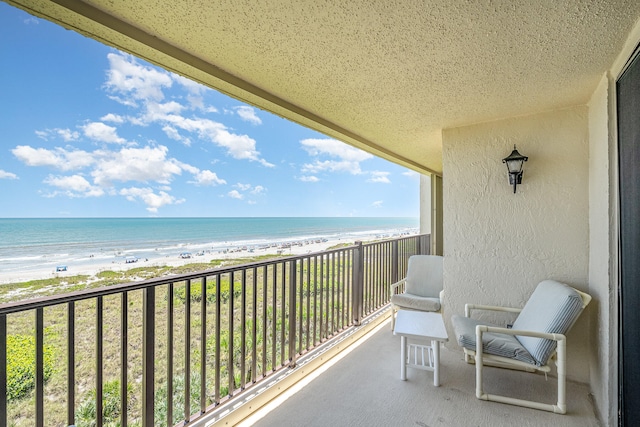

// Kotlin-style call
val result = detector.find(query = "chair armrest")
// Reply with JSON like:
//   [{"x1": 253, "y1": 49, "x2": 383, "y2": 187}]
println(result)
[
  {"x1": 476, "y1": 324, "x2": 566, "y2": 342},
  {"x1": 475, "y1": 324, "x2": 567, "y2": 370},
  {"x1": 390, "y1": 278, "x2": 407, "y2": 294},
  {"x1": 465, "y1": 303, "x2": 522, "y2": 318}
]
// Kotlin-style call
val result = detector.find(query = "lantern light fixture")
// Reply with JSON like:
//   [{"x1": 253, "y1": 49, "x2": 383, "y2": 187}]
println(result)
[{"x1": 502, "y1": 145, "x2": 528, "y2": 194}]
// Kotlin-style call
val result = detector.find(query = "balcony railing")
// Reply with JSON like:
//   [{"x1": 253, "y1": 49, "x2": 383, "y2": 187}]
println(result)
[{"x1": 0, "y1": 234, "x2": 430, "y2": 427}]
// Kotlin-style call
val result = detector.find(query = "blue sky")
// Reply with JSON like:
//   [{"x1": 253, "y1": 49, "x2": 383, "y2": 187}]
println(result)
[{"x1": 0, "y1": 4, "x2": 420, "y2": 218}]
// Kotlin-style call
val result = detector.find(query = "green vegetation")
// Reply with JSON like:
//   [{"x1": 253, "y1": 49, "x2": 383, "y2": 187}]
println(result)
[
  {"x1": 76, "y1": 380, "x2": 138, "y2": 427},
  {"x1": 0, "y1": 276, "x2": 90, "y2": 304},
  {"x1": 0, "y1": 252, "x2": 369, "y2": 426},
  {"x1": 7, "y1": 334, "x2": 55, "y2": 401},
  {"x1": 172, "y1": 277, "x2": 242, "y2": 304}
]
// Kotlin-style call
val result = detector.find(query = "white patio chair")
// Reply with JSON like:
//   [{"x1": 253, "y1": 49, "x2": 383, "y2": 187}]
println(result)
[
  {"x1": 451, "y1": 280, "x2": 591, "y2": 414},
  {"x1": 390, "y1": 255, "x2": 443, "y2": 330}
]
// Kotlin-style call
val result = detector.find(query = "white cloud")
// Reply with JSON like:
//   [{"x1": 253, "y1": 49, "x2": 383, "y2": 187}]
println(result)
[
  {"x1": 143, "y1": 101, "x2": 185, "y2": 122},
  {"x1": 107, "y1": 95, "x2": 138, "y2": 108},
  {"x1": 105, "y1": 53, "x2": 173, "y2": 103},
  {"x1": 301, "y1": 138, "x2": 372, "y2": 162},
  {"x1": 57, "y1": 128, "x2": 80, "y2": 141},
  {"x1": 302, "y1": 160, "x2": 363, "y2": 175},
  {"x1": 162, "y1": 125, "x2": 191, "y2": 146},
  {"x1": 140, "y1": 107, "x2": 273, "y2": 166},
  {"x1": 83, "y1": 122, "x2": 126, "y2": 144},
  {"x1": 228, "y1": 190, "x2": 243, "y2": 199},
  {"x1": 34, "y1": 128, "x2": 79, "y2": 142},
  {"x1": 101, "y1": 113, "x2": 125, "y2": 123},
  {"x1": 12, "y1": 143, "x2": 191, "y2": 212},
  {"x1": 91, "y1": 145, "x2": 182, "y2": 186},
  {"x1": 0, "y1": 170, "x2": 18, "y2": 180},
  {"x1": 174, "y1": 161, "x2": 198, "y2": 175},
  {"x1": 119, "y1": 186, "x2": 184, "y2": 213},
  {"x1": 43, "y1": 174, "x2": 104, "y2": 197},
  {"x1": 299, "y1": 175, "x2": 319, "y2": 182},
  {"x1": 35, "y1": 130, "x2": 49, "y2": 140},
  {"x1": 232, "y1": 183, "x2": 265, "y2": 195},
  {"x1": 403, "y1": 170, "x2": 419, "y2": 177},
  {"x1": 190, "y1": 170, "x2": 226, "y2": 186},
  {"x1": 101, "y1": 53, "x2": 273, "y2": 167},
  {"x1": 250, "y1": 185, "x2": 265, "y2": 195},
  {"x1": 234, "y1": 106, "x2": 262, "y2": 125},
  {"x1": 12, "y1": 146, "x2": 95, "y2": 171},
  {"x1": 368, "y1": 171, "x2": 391, "y2": 184},
  {"x1": 372, "y1": 200, "x2": 384, "y2": 208},
  {"x1": 172, "y1": 74, "x2": 217, "y2": 112},
  {"x1": 300, "y1": 138, "x2": 372, "y2": 176},
  {"x1": 212, "y1": 129, "x2": 273, "y2": 166},
  {"x1": 173, "y1": 74, "x2": 207, "y2": 95}
]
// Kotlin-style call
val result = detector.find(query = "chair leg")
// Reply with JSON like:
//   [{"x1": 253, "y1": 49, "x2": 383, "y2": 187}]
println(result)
[
  {"x1": 556, "y1": 337, "x2": 567, "y2": 414},
  {"x1": 475, "y1": 325, "x2": 568, "y2": 414},
  {"x1": 390, "y1": 305, "x2": 398, "y2": 330},
  {"x1": 475, "y1": 326, "x2": 485, "y2": 399}
]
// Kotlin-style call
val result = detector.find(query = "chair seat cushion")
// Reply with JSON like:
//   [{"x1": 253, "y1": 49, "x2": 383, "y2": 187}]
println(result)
[
  {"x1": 391, "y1": 294, "x2": 440, "y2": 312},
  {"x1": 451, "y1": 315, "x2": 537, "y2": 365}
]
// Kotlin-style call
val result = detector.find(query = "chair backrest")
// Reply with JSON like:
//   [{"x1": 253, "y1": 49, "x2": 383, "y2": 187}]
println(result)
[
  {"x1": 512, "y1": 280, "x2": 590, "y2": 365},
  {"x1": 404, "y1": 255, "x2": 443, "y2": 298}
]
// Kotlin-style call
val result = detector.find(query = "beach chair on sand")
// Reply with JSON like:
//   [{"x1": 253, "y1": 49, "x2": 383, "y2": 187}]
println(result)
[
  {"x1": 451, "y1": 280, "x2": 591, "y2": 414},
  {"x1": 389, "y1": 255, "x2": 443, "y2": 330}
]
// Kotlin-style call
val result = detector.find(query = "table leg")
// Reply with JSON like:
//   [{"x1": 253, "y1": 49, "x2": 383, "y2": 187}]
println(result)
[
  {"x1": 433, "y1": 339, "x2": 440, "y2": 386},
  {"x1": 400, "y1": 336, "x2": 407, "y2": 380}
]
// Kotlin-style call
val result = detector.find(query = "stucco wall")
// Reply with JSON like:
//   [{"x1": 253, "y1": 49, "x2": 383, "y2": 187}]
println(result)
[
  {"x1": 442, "y1": 107, "x2": 591, "y2": 383},
  {"x1": 587, "y1": 74, "x2": 615, "y2": 425}
]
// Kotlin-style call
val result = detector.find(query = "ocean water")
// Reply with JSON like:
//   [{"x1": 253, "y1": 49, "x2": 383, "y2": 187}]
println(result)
[{"x1": 0, "y1": 217, "x2": 418, "y2": 275}]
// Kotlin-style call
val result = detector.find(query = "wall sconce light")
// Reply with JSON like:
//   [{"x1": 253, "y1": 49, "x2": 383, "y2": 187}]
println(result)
[{"x1": 502, "y1": 145, "x2": 528, "y2": 193}]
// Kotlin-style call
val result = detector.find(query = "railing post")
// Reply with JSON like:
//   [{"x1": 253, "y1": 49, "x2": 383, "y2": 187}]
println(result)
[
  {"x1": 288, "y1": 260, "x2": 297, "y2": 367},
  {"x1": 142, "y1": 287, "x2": 155, "y2": 427},
  {"x1": 0, "y1": 315, "x2": 6, "y2": 427},
  {"x1": 391, "y1": 239, "x2": 399, "y2": 284},
  {"x1": 352, "y1": 241, "x2": 364, "y2": 326},
  {"x1": 96, "y1": 297, "x2": 103, "y2": 427},
  {"x1": 68, "y1": 302, "x2": 75, "y2": 427},
  {"x1": 120, "y1": 294, "x2": 128, "y2": 427},
  {"x1": 35, "y1": 308, "x2": 43, "y2": 427}
]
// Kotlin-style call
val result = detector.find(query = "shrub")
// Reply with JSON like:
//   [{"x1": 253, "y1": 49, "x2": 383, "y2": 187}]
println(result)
[
  {"x1": 6, "y1": 334, "x2": 55, "y2": 401},
  {"x1": 154, "y1": 372, "x2": 204, "y2": 426},
  {"x1": 172, "y1": 278, "x2": 240, "y2": 304},
  {"x1": 76, "y1": 379, "x2": 135, "y2": 427}
]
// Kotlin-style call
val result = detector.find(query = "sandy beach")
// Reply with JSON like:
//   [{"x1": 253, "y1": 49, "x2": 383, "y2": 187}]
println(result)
[{"x1": 0, "y1": 234, "x2": 381, "y2": 286}]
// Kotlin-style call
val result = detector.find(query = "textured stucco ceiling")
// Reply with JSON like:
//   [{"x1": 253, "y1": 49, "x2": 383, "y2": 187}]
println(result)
[{"x1": 7, "y1": 0, "x2": 640, "y2": 174}]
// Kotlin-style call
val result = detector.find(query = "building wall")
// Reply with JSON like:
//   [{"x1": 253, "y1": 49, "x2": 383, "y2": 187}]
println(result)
[
  {"x1": 587, "y1": 74, "x2": 615, "y2": 425},
  {"x1": 442, "y1": 107, "x2": 591, "y2": 383}
]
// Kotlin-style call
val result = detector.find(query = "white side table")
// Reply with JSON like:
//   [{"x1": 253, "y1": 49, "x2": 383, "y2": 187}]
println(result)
[{"x1": 393, "y1": 310, "x2": 448, "y2": 386}]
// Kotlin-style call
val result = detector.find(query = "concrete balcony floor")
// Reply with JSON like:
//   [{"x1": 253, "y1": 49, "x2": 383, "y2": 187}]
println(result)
[{"x1": 243, "y1": 318, "x2": 600, "y2": 427}]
